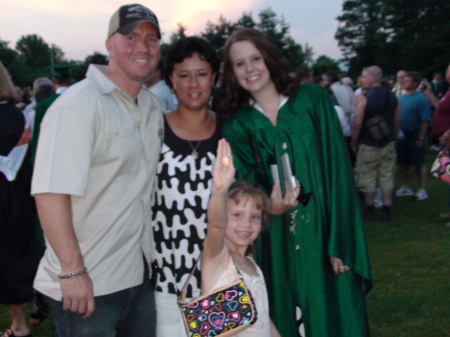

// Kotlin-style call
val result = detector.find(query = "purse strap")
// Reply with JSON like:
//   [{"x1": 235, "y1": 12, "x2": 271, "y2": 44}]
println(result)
[{"x1": 177, "y1": 253, "x2": 245, "y2": 306}]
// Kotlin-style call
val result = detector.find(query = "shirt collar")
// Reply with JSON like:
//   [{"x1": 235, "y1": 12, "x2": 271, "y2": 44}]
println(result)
[{"x1": 250, "y1": 94, "x2": 288, "y2": 113}]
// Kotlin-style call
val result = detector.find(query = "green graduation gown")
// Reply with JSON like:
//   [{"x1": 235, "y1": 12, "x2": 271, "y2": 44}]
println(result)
[{"x1": 222, "y1": 84, "x2": 372, "y2": 337}]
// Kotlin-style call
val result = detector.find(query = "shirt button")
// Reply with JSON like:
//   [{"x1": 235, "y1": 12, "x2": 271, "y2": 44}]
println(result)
[{"x1": 296, "y1": 245, "x2": 300, "y2": 250}]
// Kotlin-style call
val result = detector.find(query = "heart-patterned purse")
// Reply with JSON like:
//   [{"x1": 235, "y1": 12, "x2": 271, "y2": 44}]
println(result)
[{"x1": 178, "y1": 256, "x2": 258, "y2": 337}]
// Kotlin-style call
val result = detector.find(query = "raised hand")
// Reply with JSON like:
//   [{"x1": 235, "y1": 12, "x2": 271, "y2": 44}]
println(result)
[{"x1": 213, "y1": 139, "x2": 235, "y2": 191}]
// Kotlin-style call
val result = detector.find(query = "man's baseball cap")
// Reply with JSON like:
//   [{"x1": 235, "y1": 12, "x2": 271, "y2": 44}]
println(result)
[{"x1": 107, "y1": 4, "x2": 161, "y2": 39}]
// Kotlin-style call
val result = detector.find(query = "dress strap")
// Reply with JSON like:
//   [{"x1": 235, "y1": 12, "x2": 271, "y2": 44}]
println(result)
[{"x1": 177, "y1": 252, "x2": 244, "y2": 306}]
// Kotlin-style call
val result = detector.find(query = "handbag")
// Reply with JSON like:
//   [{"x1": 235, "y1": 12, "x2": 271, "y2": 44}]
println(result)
[
  {"x1": 178, "y1": 255, "x2": 258, "y2": 337},
  {"x1": 365, "y1": 89, "x2": 391, "y2": 140},
  {"x1": 430, "y1": 150, "x2": 450, "y2": 183}
]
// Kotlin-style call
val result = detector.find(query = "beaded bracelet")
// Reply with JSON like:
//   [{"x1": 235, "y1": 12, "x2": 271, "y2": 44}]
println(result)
[{"x1": 58, "y1": 267, "x2": 88, "y2": 279}]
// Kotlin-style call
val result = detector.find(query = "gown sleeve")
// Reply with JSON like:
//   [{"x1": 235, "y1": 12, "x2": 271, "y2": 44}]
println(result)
[
  {"x1": 308, "y1": 85, "x2": 372, "y2": 290},
  {"x1": 222, "y1": 114, "x2": 261, "y2": 187}
]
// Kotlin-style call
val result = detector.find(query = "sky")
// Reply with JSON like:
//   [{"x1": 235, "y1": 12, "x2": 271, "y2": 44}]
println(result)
[{"x1": 0, "y1": 0, "x2": 344, "y2": 62}]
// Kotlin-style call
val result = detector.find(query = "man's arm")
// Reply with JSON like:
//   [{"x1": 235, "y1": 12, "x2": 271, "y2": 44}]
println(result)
[
  {"x1": 420, "y1": 79, "x2": 440, "y2": 109},
  {"x1": 35, "y1": 193, "x2": 95, "y2": 318},
  {"x1": 415, "y1": 121, "x2": 429, "y2": 149},
  {"x1": 351, "y1": 94, "x2": 367, "y2": 150},
  {"x1": 394, "y1": 100, "x2": 401, "y2": 138}
]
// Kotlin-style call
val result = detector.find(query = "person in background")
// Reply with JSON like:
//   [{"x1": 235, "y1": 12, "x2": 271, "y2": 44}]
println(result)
[
  {"x1": 395, "y1": 71, "x2": 431, "y2": 201},
  {"x1": 425, "y1": 64, "x2": 450, "y2": 225},
  {"x1": 0, "y1": 61, "x2": 40, "y2": 337},
  {"x1": 22, "y1": 77, "x2": 55, "y2": 140},
  {"x1": 30, "y1": 66, "x2": 73, "y2": 166},
  {"x1": 146, "y1": 58, "x2": 177, "y2": 112},
  {"x1": 351, "y1": 66, "x2": 400, "y2": 222},
  {"x1": 392, "y1": 70, "x2": 407, "y2": 97}
]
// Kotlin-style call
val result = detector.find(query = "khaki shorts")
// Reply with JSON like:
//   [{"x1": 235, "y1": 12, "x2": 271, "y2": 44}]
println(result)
[{"x1": 355, "y1": 142, "x2": 396, "y2": 193}]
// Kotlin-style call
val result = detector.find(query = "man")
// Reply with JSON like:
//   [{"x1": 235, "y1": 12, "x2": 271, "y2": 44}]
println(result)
[
  {"x1": 31, "y1": 4, "x2": 163, "y2": 336},
  {"x1": 395, "y1": 71, "x2": 431, "y2": 201},
  {"x1": 30, "y1": 66, "x2": 72, "y2": 166},
  {"x1": 145, "y1": 59, "x2": 177, "y2": 112},
  {"x1": 352, "y1": 66, "x2": 400, "y2": 222},
  {"x1": 392, "y1": 70, "x2": 407, "y2": 97},
  {"x1": 323, "y1": 71, "x2": 355, "y2": 116}
]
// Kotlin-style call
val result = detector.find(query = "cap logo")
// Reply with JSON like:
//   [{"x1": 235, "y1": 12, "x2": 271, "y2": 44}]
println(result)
[{"x1": 125, "y1": 5, "x2": 157, "y2": 22}]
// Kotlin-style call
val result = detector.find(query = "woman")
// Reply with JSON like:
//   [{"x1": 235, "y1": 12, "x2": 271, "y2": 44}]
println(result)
[
  {"x1": 0, "y1": 63, "x2": 40, "y2": 337},
  {"x1": 150, "y1": 37, "x2": 225, "y2": 336},
  {"x1": 221, "y1": 29, "x2": 372, "y2": 337}
]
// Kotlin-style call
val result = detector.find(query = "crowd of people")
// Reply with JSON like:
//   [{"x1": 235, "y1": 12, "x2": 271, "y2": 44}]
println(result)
[{"x1": 1, "y1": 3, "x2": 448, "y2": 337}]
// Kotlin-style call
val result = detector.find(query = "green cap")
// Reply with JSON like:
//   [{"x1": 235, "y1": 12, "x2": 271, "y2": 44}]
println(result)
[{"x1": 52, "y1": 65, "x2": 71, "y2": 79}]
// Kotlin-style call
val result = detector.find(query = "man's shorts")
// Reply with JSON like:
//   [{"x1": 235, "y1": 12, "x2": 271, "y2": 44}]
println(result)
[
  {"x1": 355, "y1": 142, "x2": 396, "y2": 193},
  {"x1": 396, "y1": 133, "x2": 426, "y2": 166}
]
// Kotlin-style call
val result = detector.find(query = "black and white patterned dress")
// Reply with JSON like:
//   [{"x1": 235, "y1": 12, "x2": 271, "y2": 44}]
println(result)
[{"x1": 151, "y1": 114, "x2": 225, "y2": 298}]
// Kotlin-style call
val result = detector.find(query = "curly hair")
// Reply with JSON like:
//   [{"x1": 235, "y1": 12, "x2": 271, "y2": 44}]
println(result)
[
  {"x1": 221, "y1": 28, "x2": 299, "y2": 114},
  {"x1": 227, "y1": 181, "x2": 271, "y2": 231},
  {"x1": 164, "y1": 36, "x2": 220, "y2": 89}
]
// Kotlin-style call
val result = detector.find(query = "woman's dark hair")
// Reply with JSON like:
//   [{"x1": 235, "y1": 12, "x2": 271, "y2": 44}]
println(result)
[
  {"x1": 164, "y1": 36, "x2": 220, "y2": 89},
  {"x1": 227, "y1": 181, "x2": 271, "y2": 231},
  {"x1": 221, "y1": 28, "x2": 299, "y2": 114}
]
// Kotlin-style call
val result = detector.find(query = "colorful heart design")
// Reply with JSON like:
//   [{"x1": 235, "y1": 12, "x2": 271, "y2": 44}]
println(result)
[
  {"x1": 200, "y1": 322, "x2": 211, "y2": 335},
  {"x1": 189, "y1": 321, "x2": 198, "y2": 331},
  {"x1": 228, "y1": 322, "x2": 236, "y2": 329},
  {"x1": 188, "y1": 301, "x2": 199, "y2": 308},
  {"x1": 200, "y1": 298, "x2": 211, "y2": 308},
  {"x1": 225, "y1": 290, "x2": 237, "y2": 301},
  {"x1": 208, "y1": 330, "x2": 218, "y2": 337},
  {"x1": 214, "y1": 303, "x2": 222, "y2": 311},
  {"x1": 223, "y1": 300, "x2": 238, "y2": 312},
  {"x1": 239, "y1": 294, "x2": 250, "y2": 303},
  {"x1": 198, "y1": 314, "x2": 207, "y2": 322},
  {"x1": 227, "y1": 311, "x2": 241, "y2": 322},
  {"x1": 187, "y1": 314, "x2": 195, "y2": 322},
  {"x1": 215, "y1": 293, "x2": 224, "y2": 302},
  {"x1": 209, "y1": 312, "x2": 226, "y2": 329}
]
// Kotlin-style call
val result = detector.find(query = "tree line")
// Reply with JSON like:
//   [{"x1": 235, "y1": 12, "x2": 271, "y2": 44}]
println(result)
[
  {"x1": 2, "y1": 8, "x2": 341, "y2": 88},
  {"x1": 336, "y1": 0, "x2": 450, "y2": 78}
]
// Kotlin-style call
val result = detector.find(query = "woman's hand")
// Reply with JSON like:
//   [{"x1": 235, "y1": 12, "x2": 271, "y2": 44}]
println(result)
[
  {"x1": 213, "y1": 139, "x2": 235, "y2": 191},
  {"x1": 268, "y1": 180, "x2": 300, "y2": 215},
  {"x1": 330, "y1": 257, "x2": 350, "y2": 274}
]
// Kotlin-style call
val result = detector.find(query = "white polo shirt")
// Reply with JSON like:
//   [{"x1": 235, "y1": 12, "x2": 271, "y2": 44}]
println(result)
[{"x1": 32, "y1": 64, "x2": 163, "y2": 300}]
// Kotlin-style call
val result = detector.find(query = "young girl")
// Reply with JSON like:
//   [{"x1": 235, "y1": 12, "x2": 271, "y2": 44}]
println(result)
[{"x1": 201, "y1": 139, "x2": 280, "y2": 337}]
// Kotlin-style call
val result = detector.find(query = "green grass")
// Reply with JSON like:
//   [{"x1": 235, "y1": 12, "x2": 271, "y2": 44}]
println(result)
[
  {"x1": 1, "y1": 152, "x2": 449, "y2": 336},
  {"x1": 366, "y1": 151, "x2": 450, "y2": 337}
]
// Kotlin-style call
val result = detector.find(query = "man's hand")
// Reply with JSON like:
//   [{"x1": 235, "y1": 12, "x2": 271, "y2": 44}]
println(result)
[
  {"x1": 61, "y1": 273, "x2": 95, "y2": 318},
  {"x1": 414, "y1": 139, "x2": 424, "y2": 149}
]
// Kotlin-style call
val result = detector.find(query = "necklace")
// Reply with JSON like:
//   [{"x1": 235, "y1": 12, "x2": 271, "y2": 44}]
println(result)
[{"x1": 187, "y1": 140, "x2": 202, "y2": 159}]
